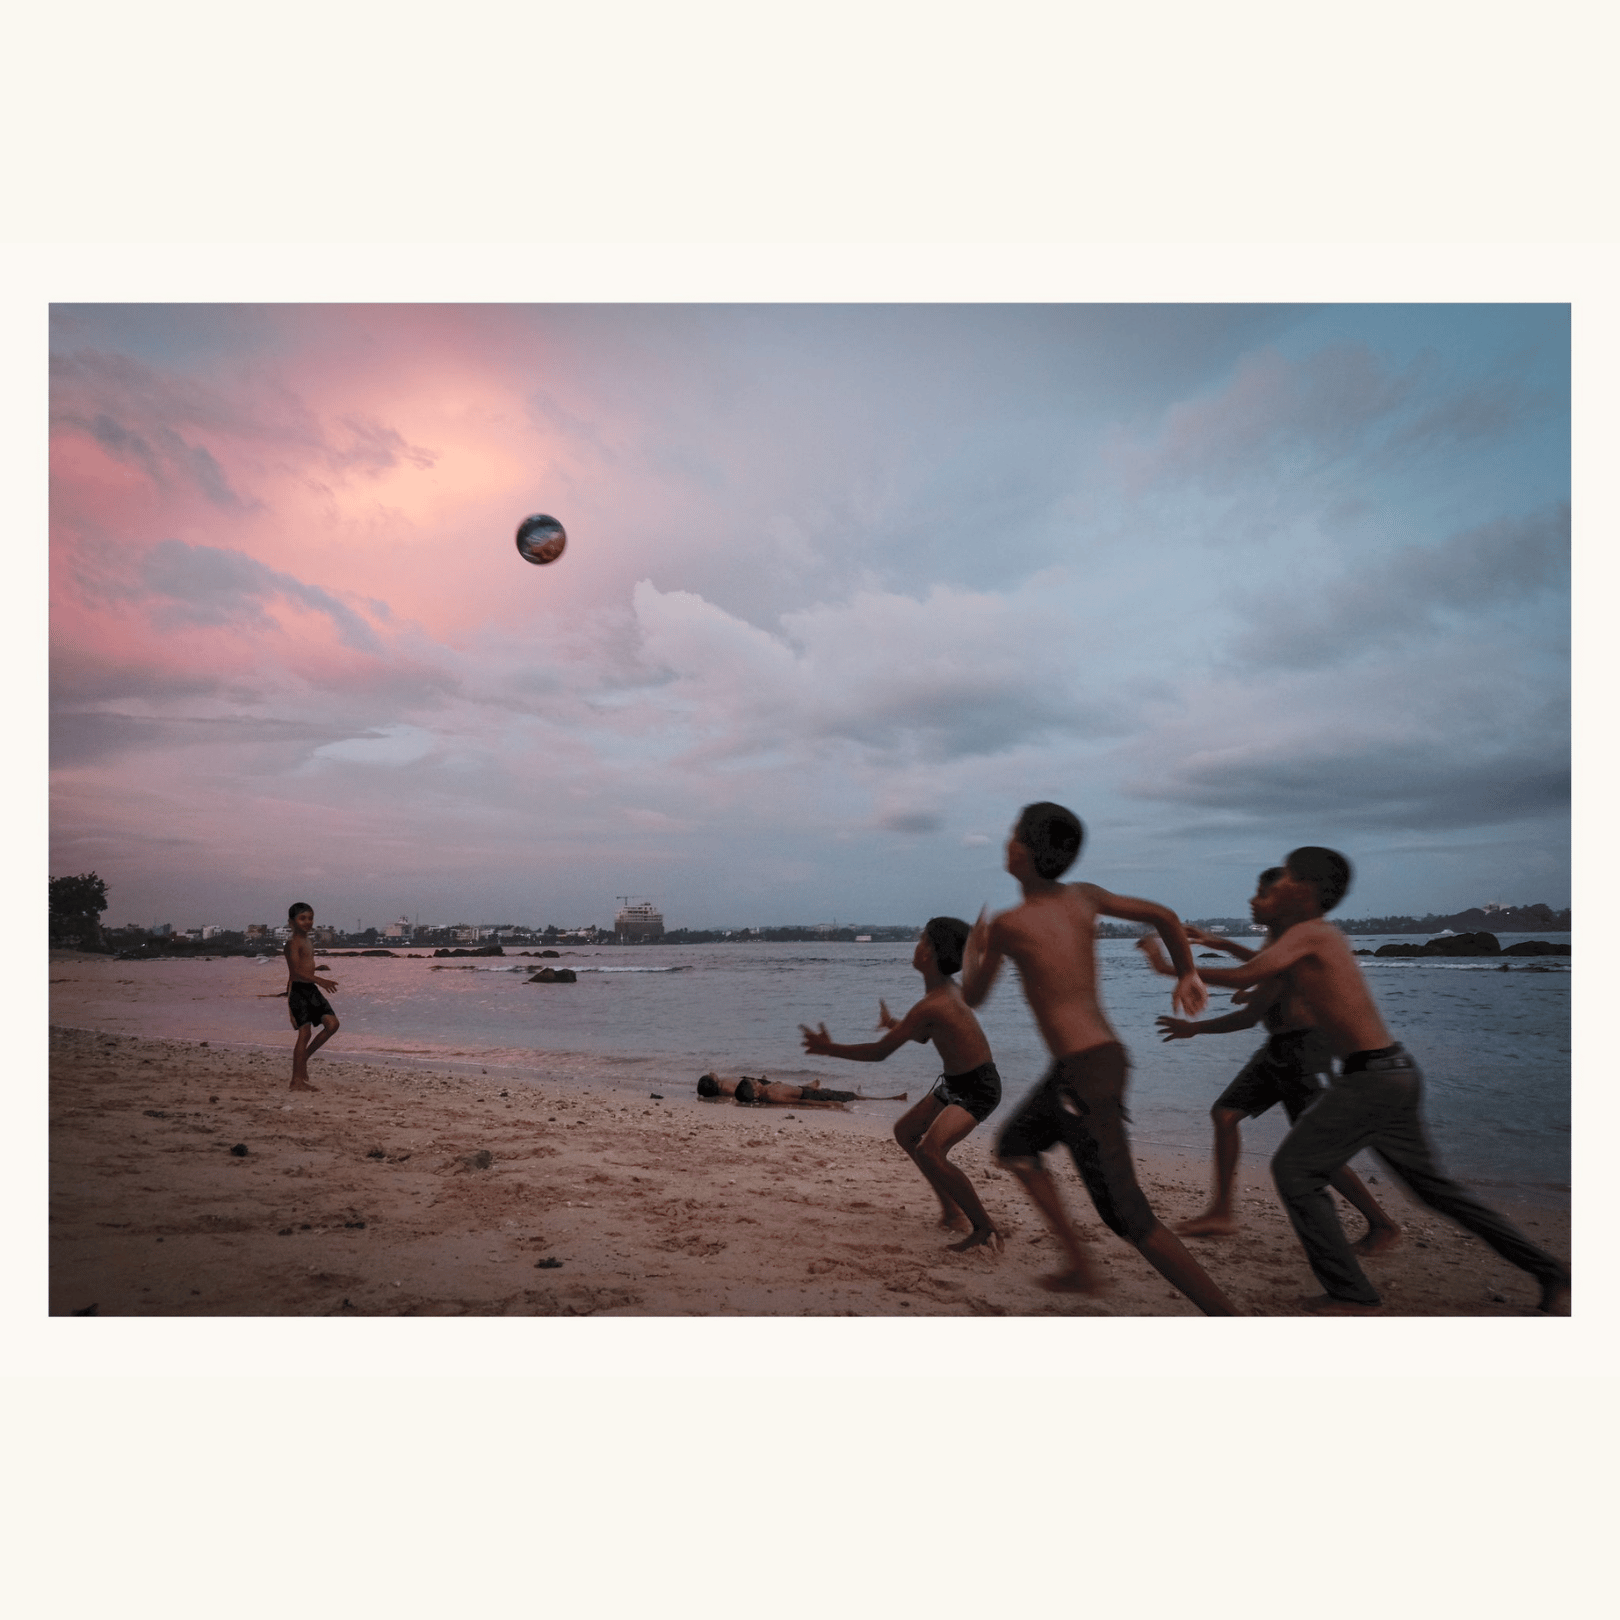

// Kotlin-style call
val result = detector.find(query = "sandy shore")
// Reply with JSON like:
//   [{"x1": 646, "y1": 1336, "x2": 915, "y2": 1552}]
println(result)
[{"x1": 47, "y1": 1018, "x2": 1569, "y2": 1317}]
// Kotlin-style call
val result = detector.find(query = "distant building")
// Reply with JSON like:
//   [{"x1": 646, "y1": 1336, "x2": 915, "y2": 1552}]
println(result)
[
  {"x1": 383, "y1": 916, "x2": 411, "y2": 939},
  {"x1": 245, "y1": 923, "x2": 269, "y2": 940},
  {"x1": 615, "y1": 900, "x2": 665, "y2": 944},
  {"x1": 313, "y1": 926, "x2": 337, "y2": 945}
]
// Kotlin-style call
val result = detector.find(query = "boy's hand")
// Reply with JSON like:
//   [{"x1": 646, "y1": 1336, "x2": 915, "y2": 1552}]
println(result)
[
  {"x1": 1135, "y1": 936, "x2": 1174, "y2": 976},
  {"x1": 799, "y1": 1022, "x2": 833, "y2": 1056},
  {"x1": 315, "y1": 975, "x2": 338, "y2": 991},
  {"x1": 1156, "y1": 1015, "x2": 1198, "y2": 1042},
  {"x1": 876, "y1": 999, "x2": 898, "y2": 1030},
  {"x1": 1172, "y1": 973, "x2": 1208, "y2": 1018},
  {"x1": 1183, "y1": 924, "x2": 1225, "y2": 949}
]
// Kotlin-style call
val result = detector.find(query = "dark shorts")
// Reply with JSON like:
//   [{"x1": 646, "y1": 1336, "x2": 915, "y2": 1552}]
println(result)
[
  {"x1": 931, "y1": 1060, "x2": 1002, "y2": 1124},
  {"x1": 1214, "y1": 1028, "x2": 1334, "y2": 1122},
  {"x1": 288, "y1": 980, "x2": 336, "y2": 1029},
  {"x1": 995, "y1": 1044, "x2": 1157, "y2": 1243}
]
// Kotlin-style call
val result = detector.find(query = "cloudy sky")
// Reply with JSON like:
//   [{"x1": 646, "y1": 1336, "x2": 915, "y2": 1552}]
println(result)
[{"x1": 48, "y1": 303, "x2": 1569, "y2": 932}]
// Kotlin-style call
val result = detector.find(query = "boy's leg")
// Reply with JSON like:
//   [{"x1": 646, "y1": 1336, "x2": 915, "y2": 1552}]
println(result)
[
  {"x1": 912, "y1": 1106, "x2": 1000, "y2": 1251},
  {"x1": 1270, "y1": 1079, "x2": 1387, "y2": 1308},
  {"x1": 1054, "y1": 1049, "x2": 1240, "y2": 1316},
  {"x1": 1176, "y1": 1106, "x2": 1245, "y2": 1236},
  {"x1": 1329, "y1": 1164, "x2": 1402, "y2": 1254},
  {"x1": 894, "y1": 1096, "x2": 965, "y2": 1228},
  {"x1": 304, "y1": 1013, "x2": 340, "y2": 1062},
  {"x1": 290, "y1": 1024, "x2": 317, "y2": 1091},
  {"x1": 998, "y1": 1152, "x2": 1099, "y2": 1291},
  {"x1": 1369, "y1": 1069, "x2": 1569, "y2": 1312}
]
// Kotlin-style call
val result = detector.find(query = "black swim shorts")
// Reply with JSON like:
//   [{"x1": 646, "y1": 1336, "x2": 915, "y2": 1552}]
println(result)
[
  {"x1": 1213, "y1": 1028, "x2": 1333, "y2": 1123},
  {"x1": 287, "y1": 980, "x2": 336, "y2": 1029},
  {"x1": 931, "y1": 1060, "x2": 1003, "y2": 1124},
  {"x1": 995, "y1": 1043, "x2": 1157, "y2": 1243}
]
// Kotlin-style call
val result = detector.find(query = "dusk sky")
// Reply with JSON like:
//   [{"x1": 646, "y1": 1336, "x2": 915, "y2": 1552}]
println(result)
[{"x1": 48, "y1": 303, "x2": 1570, "y2": 933}]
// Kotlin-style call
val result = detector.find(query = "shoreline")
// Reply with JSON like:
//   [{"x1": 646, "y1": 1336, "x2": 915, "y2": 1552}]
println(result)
[{"x1": 49, "y1": 1026, "x2": 1570, "y2": 1317}]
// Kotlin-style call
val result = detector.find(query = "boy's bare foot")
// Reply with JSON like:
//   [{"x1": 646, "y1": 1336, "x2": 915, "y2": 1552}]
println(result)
[
  {"x1": 1538, "y1": 1278, "x2": 1571, "y2": 1315},
  {"x1": 948, "y1": 1228, "x2": 1003, "y2": 1254},
  {"x1": 1301, "y1": 1293, "x2": 1382, "y2": 1315},
  {"x1": 1037, "y1": 1268, "x2": 1103, "y2": 1294},
  {"x1": 1352, "y1": 1225, "x2": 1402, "y2": 1256},
  {"x1": 1174, "y1": 1212, "x2": 1239, "y2": 1238},
  {"x1": 290, "y1": 1078, "x2": 318, "y2": 1092}
]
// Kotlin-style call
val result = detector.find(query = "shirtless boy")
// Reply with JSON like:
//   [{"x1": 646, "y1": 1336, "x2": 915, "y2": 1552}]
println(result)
[
  {"x1": 961, "y1": 803, "x2": 1237, "y2": 1313},
  {"x1": 282, "y1": 902, "x2": 340, "y2": 1092},
  {"x1": 1143, "y1": 868, "x2": 1399, "y2": 1252},
  {"x1": 801, "y1": 917, "x2": 1004, "y2": 1252},
  {"x1": 1185, "y1": 847, "x2": 1570, "y2": 1315}
]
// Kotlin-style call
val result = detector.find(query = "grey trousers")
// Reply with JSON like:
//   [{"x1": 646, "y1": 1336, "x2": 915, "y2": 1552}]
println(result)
[{"x1": 1271, "y1": 1049, "x2": 1566, "y2": 1305}]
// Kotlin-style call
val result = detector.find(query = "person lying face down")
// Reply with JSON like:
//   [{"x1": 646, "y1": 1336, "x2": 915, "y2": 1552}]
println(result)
[{"x1": 695, "y1": 1073, "x2": 907, "y2": 1105}]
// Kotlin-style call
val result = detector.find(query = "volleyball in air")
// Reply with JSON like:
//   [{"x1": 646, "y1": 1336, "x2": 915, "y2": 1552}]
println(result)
[{"x1": 515, "y1": 513, "x2": 567, "y2": 565}]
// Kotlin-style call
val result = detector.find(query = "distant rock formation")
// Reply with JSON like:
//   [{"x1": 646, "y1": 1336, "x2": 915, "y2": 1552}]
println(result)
[
  {"x1": 526, "y1": 967, "x2": 578, "y2": 983},
  {"x1": 433, "y1": 944, "x2": 505, "y2": 957},
  {"x1": 1373, "y1": 933, "x2": 1570, "y2": 959}
]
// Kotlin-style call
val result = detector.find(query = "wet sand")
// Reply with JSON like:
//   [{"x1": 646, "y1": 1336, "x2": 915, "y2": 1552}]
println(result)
[{"x1": 48, "y1": 1022, "x2": 1569, "y2": 1317}]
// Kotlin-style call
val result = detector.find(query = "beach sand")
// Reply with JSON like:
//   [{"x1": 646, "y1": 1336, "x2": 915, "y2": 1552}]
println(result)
[{"x1": 48, "y1": 1015, "x2": 1569, "y2": 1318}]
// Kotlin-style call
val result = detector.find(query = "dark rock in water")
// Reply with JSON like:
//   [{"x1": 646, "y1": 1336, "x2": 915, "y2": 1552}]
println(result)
[
  {"x1": 1375, "y1": 932, "x2": 1502, "y2": 958},
  {"x1": 1197, "y1": 952, "x2": 1221, "y2": 959},
  {"x1": 1426, "y1": 931, "x2": 1501, "y2": 956},
  {"x1": 229, "y1": 1142, "x2": 249, "y2": 1156},
  {"x1": 433, "y1": 944, "x2": 505, "y2": 957},
  {"x1": 539, "y1": 949, "x2": 560, "y2": 958},
  {"x1": 1353, "y1": 950, "x2": 1372, "y2": 956},
  {"x1": 461, "y1": 1149, "x2": 494, "y2": 1171},
  {"x1": 526, "y1": 967, "x2": 577, "y2": 983},
  {"x1": 1502, "y1": 939, "x2": 1570, "y2": 956}
]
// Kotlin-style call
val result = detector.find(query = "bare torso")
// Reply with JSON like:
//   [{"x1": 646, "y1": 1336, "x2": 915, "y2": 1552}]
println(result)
[
  {"x1": 989, "y1": 884, "x2": 1118, "y2": 1058},
  {"x1": 1271, "y1": 921, "x2": 1394, "y2": 1056},
  {"x1": 915, "y1": 983, "x2": 994, "y2": 1073},
  {"x1": 284, "y1": 934, "x2": 316, "y2": 984}
]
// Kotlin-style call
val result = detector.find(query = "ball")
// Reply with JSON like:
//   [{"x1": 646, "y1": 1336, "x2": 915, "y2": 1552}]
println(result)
[{"x1": 516, "y1": 513, "x2": 567, "y2": 565}]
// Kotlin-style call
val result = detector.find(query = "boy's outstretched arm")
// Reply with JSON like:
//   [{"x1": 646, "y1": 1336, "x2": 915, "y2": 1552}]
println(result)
[
  {"x1": 1197, "y1": 926, "x2": 1320, "y2": 990},
  {"x1": 960, "y1": 908, "x2": 1002, "y2": 1008},
  {"x1": 1089, "y1": 887, "x2": 1205, "y2": 1016},
  {"x1": 802, "y1": 1001, "x2": 931, "y2": 1062},
  {"x1": 1156, "y1": 980, "x2": 1278, "y2": 1040},
  {"x1": 1185, "y1": 924, "x2": 1259, "y2": 961}
]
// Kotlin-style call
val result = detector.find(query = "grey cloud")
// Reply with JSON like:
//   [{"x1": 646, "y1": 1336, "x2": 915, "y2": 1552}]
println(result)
[
  {"x1": 332, "y1": 415, "x2": 437, "y2": 474},
  {"x1": 1231, "y1": 503, "x2": 1569, "y2": 669},
  {"x1": 139, "y1": 540, "x2": 383, "y2": 653},
  {"x1": 78, "y1": 411, "x2": 250, "y2": 508},
  {"x1": 879, "y1": 810, "x2": 943, "y2": 834},
  {"x1": 50, "y1": 710, "x2": 351, "y2": 769},
  {"x1": 1127, "y1": 736, "x2": 1568, "y2": 833}
]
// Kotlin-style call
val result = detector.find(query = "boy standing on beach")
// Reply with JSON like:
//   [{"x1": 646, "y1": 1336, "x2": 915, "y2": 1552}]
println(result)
[
  {"x1": 961, "y1": 803, "x2": 1238, "y2": 1313},
  {"x1": 1178, "y1": 847, "x2": 1570, "y2": 1314},
  {"x1": 283, "y1": 902, "x2": 340, "y2": 1093},
  {"x1": 801, "y1": 917, "x2": 1005, "y2": 1252},
  {"x1": 1143, "y1": 868, "x2": 1399, "y2": 1252}
]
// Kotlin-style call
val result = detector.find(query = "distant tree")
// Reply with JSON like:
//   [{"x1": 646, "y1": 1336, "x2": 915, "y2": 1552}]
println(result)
[{"x1": 49, "y1": 872, "x2": 110, "y2": 952}]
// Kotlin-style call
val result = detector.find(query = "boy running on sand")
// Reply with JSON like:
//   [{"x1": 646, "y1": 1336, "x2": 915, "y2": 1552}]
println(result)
[
  {"x1": 1175, "y1": 847, "x2": 1570, "y2": 1315},
  {"x1": 961, "y1": 803, "x2": 1238, "y2": 1313},
  {"x1": 283, "y1": 902, "x2": 340, "y2": 1092},
  {"x1": 1142, "y1": 868, "x2": 1399, "y2": 1251},
  {"x1": 801, "y1": 917, "x2": 1005, "y2": 1252}
]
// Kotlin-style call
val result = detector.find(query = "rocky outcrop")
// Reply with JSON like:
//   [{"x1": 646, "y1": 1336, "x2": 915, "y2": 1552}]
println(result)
[
  {"x1": 1373, "y1": 932, "x2": 1570, "y2": 959},
  {"x1": 526, "y1": 967, "x2": 578, "y2": 983},
  {"x1": 433, "y1": 945, "x2": 505, "y2": 957}
]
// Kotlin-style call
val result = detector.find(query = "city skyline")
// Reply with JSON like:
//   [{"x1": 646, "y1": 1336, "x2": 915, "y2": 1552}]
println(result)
[{"x1": 50, "y1": 304, "x2": 1570, "y2": 928}]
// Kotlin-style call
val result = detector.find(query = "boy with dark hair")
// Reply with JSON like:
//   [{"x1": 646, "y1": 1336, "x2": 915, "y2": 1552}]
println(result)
[
  {"x1": 801, "y1": 915, "x2": 1005, "y2": 1252},
  {"x1": 1142, "y1": 868, "x2": 1398, "y2": 1250},
  {"x1": 961, "y1": 804, "x2": 1238, "y2": 1312},
  {"x1": 283, "y1": 901, "x2": 340, "y2": 1092},
  {"x1": 1181, "y1": 846, "x2": 1570, "y2": 1314}
]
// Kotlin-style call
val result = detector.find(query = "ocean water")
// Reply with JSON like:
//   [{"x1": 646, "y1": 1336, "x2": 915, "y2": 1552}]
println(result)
[{"x1": 54, "y1": 934, "x2": 1570, "y2": 1203}]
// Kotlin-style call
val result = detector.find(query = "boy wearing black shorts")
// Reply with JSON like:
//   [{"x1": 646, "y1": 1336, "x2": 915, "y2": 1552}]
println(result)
[
  {"x1": 961, "y1": 803, "x2": 1237, "y2": 1313},
  {"x1": 1144, "y1": 869, "x2": 1398, "y2": 1251},
  {"x1": 282, "y1": 901, "x2": 340, "y2": 1092},
  {"x1": 801, "y1": 916, "x2": 1004, "y2": 1252}
]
